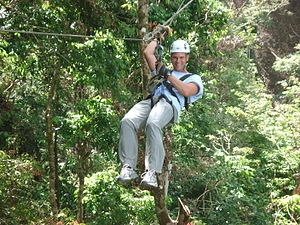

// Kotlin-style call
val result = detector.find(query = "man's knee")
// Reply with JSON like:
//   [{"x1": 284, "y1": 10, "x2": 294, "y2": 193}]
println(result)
[
  {"x1": 145, "y1": 120, "x2": 161, "y2": 132},
  {"x1": 121, "y1": 116, "x2": 138, "y2": 131},
  {"x1": 121, "y1": 116, "x2": 132, "y2": 127}
]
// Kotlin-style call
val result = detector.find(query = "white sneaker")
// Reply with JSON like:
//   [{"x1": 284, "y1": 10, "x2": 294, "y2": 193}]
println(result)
[
  {"x1": 117, "y1": 164, "x2": 138, "y2": 184},
  {"x1": 140, "y1": 169, "x2": 158, "y2": 188}
]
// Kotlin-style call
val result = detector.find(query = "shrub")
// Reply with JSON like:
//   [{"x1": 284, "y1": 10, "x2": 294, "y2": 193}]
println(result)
[
  {"x1": 0, "y1": 151, "x2": 49, "y2": 225},
  {"x1": 83, "y1": 169, "x2": 156, "y2": 225}
]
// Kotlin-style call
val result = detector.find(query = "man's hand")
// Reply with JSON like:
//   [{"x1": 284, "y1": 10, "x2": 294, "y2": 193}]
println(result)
[
  {"x1": 153, "y1": 25, "x2": 172, "y2": 41},
  {"x1": 144, "y1": 24, "x2": 172, "y2": 42},
  {"x1": 156, "y1": 62, "x2": 171, "y2": 79}
]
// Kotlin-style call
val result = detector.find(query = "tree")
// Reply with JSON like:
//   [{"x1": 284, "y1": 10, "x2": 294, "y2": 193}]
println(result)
[
  {"x1": 46, "y1": 71, "x2": 60, "y2": 216},
  {"x1": 135, "y1": 1, "x2": 228, "y2": 224}
]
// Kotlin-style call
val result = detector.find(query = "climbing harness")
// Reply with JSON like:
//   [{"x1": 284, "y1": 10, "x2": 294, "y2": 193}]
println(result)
[
  {"x1": 163, "y1": 74, "x2": 194, "y2": 111},
  {"x1": 148, "y1": 73, "x2": 194, "y2": 110}
]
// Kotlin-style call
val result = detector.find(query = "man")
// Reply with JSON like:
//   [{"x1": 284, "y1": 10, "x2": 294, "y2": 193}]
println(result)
[{"x1": 117, "y1": 38, "x2": 203, "y2": 188}]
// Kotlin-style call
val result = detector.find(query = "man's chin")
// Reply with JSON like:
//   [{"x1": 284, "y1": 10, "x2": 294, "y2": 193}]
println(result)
[
  {"x1": 174, "y1": 66, "x2": 184, "y2": 72},
  {"x1": 175, "y1": 69, "x2": 185, "y2": 72}
]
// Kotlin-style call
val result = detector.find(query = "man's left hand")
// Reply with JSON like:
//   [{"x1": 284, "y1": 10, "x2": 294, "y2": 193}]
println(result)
[
  {"x1": 156, "y1": 62, "x2": 171, "y2": 79},
  {"x1": 154, "y1": 25, "x2": 172, "y2": 41}
]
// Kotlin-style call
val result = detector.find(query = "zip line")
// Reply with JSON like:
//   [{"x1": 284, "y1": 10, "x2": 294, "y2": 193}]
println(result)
[
  {"x1": 0, "y1": 0, "x2": 194, "y2": 41},
  {"x1": 163, "y1": 0, "x2": 194, "y2": 26},
  {"x1": 0, "y1": 29, "x2": 143, "y2": 41}
]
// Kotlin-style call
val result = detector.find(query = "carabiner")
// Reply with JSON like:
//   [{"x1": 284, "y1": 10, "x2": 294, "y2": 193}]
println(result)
[{"x1": 155, "y1": 44, "x2": 164, "y2": 61}]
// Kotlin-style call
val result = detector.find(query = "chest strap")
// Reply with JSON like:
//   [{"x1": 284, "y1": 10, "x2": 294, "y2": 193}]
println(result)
[{"x1": 147, "y1": 73, "x2": 194, "y2": 110}]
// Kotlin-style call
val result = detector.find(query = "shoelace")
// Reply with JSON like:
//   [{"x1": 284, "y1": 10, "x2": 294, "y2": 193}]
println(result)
[
  {"x1": 141, "y1": 170, "x2": 156, "y2": 180},
  {"x1": 121, "y1": 164, "x2": 133, "y2": 176}
]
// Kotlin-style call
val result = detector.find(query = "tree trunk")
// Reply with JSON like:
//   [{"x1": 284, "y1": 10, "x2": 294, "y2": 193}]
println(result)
[
  {"x1": 293, "y1": 173, "x2": 300, "y2": 195},
  {"x1": 46, "y1": 73, "x2": 59, "y2": 216},
  {"x1": 73, "y1": 81, "x2": 91, "y2": 223},
  {"x1": 76, "y1": 142, "x2": 90, "y2": 223},
  {"x1": 137, "y1": 2, "x2": 191, "y2": 224},
  {"x1": 54, "y1": 129, "x2": 60, "y2": 207},
  {"x1": 138, "y1": 0, "x2": 151, "y2": 98},
  {"x1": 146, "y1": 129, "x2": 191, "y2": 225}
]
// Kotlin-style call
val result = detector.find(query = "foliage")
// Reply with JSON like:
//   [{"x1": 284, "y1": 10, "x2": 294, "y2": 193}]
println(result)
[
  {"x1": 0, "y1": 151, "x2": 50, "y2": 225},
  {"x1": 240, "y1": 0, "x2": 289, "y2": 25},
  {"x1": 83, "y1": 169, "x2": 156, "y2": 225},
  {"x1": 149, "y1": 0, "x2": 229, "y2": 72},
  {"x1": 273, "y1": 44, "x2": 300, "y2": 75},
  {"x1": 0, "y1": 0, "x2": 299, "y2": 224},
  {"x1": 0, "y1": 40, "x2": 46, "y2": 154},
  {"x1": 171, "y1": 43, "x2": 300, "y2": 224},
  {"x1": 61, "y1": 96, "x2": 118, "y2": 151},
  {"x1": 271, "y1": 195, "x2": 300, "y2": 225}
]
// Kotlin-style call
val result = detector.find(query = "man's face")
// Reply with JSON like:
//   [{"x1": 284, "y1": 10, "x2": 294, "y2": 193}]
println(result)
[{"x1": 171, "y1": 52, "x2": 189, "y2": 72}]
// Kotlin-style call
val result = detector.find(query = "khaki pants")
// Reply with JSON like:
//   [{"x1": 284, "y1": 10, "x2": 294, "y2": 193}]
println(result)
[{"x1": 118, "y1": 98, "x2": 174, "y2": 173}]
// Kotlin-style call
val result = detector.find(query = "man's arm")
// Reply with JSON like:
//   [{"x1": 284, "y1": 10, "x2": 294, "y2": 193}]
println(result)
[
  {"x1": 144, "y1": 41, "x2": 199, "y2": 97},
  {"x1": 143, "y1": 40, "x2": 158, "y2": 71},
  {"x1": 168, "y1": 75, "x2": 199, "y2": 97}
]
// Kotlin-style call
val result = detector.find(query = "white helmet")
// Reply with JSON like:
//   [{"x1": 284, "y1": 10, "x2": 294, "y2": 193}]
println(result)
[{"x1": 170, "y1": 40, "x2": 190, "y2": 53}]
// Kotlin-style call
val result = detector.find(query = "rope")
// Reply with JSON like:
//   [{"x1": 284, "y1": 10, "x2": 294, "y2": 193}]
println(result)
[
  {"x1": 163, "y1": 0, "x2": 194, "y2": 26},
  {"x1": 0, "y1": 29, "x2": 143, "y2": 41},
  {"x1": 0, "y1": 0, "x2": 194, "y2": 41}
]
